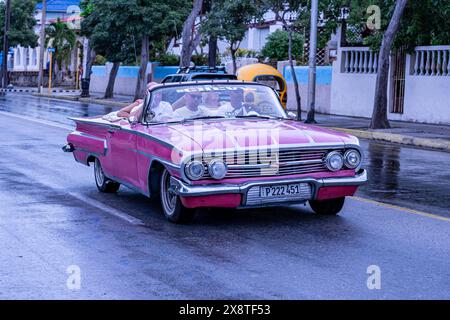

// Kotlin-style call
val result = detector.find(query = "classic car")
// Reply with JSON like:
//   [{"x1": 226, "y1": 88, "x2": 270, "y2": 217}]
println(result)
[{"x1": 63, "y1": 81, "x2": 367, "y2": 223}]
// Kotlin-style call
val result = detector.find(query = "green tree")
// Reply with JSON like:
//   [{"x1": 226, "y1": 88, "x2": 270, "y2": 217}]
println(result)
[
  {"x1": 45, "y1": 18, "x2": 77, "y2": 82},
  {"x1": 116, "y1": 0, "x2": 189, "y2": 100},
  {"x1": 201, "y1": 0, "x2": 262, "y2": 74},
  {"x1": 180, "y1": 0, "x2": 203, "y2": 68},
  {"x1": 262, "y1": 0, "x2": 307, "y2": 120},
  {"x1": 81, "y1": 0, "x2": 137, "y2": 98},
  {"x1": 82, "y1": 0, "x2": 189, "y2": 100},
  {"x1": 261, "y1": 29, "x2": 304, "y2": 61},
  {"x1": 322, "y1": 0, "x2": 450, "y2": 129},
  {"x1": 0, "y1": 0, "x2": 38, "y2": 48}
]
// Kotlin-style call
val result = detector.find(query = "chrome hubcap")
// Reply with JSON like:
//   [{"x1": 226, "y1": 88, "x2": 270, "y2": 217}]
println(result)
[
  {"x1": 94, "y1": 159, "x2": 105, "y2": 186},
  {"x1": 161, "y1": 170, "x2": 177, "y2": 216}
]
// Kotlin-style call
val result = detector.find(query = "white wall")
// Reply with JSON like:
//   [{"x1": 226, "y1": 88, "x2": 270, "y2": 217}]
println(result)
[
  {"x1": 331, "y1": 46, "x2": 450, "y2": 125},
  {"x1": 13, "y1": 46, "x2": 41, "y2": 72}
]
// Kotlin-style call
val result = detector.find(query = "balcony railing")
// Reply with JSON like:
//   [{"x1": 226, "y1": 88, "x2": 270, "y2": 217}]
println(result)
[
  {"x1": 341, "y1": 47, "x2": 379, "y2": 74},
  {"x1": 412, "y1": 46, "x2": 450, "y2": 76}
]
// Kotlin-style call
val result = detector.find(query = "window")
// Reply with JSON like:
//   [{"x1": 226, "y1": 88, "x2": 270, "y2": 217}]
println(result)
[
  {"x1": 24, "y1": 48, "x2": 30, "y2": 66},
  {"x1": 15, "y1": 49, "x2": 21, "y2": 66},
  {"x1": 32, "y1": 48, "x2": 37, "y2": 66},
  {"x1": 144, "y1": 83, "x2": 287, "y2": 124}
]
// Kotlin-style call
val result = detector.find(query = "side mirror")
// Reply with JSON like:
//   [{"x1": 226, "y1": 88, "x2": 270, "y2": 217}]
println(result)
[
  {"x1": 287, "y1": 112, "x2": 296, "y2": 119},
  {"x1": 128, "y1": 116, "x2": 139, "y2": 125}
]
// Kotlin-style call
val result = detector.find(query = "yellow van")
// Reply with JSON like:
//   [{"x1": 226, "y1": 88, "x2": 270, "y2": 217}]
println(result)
[{"x1": 237, "y1": 63, "x2": 288, "y2": 108}]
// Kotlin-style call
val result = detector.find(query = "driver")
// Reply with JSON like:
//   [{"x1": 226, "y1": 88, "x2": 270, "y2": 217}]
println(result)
[{"x1": 173, "y1": 92, "x2": 209, "y2": 118}]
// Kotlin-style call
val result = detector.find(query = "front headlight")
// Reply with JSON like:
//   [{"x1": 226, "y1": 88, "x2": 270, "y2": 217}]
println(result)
[
  {"x1": 185, "y1": 161, "x2": 205, "y2": 180},
  {"x1": 325, "y1": 151, "x2": 344, "y2": 172},
  {"x1": 208, "y1": 159, "x2": 228, "y2": 180},
  {"x1": 344, "y1": 149, "x2": 362, "y2": 169}
]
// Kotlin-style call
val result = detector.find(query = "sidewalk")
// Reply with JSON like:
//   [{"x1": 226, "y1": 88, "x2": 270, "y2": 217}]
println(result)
[
  {"x1": 32, "y1": 89, "x2": 132, "y2": 108},
  {"x1": 306, "y1": 112, "x2": 450, "y2": 152},
  {"x1": 25, "y1": 88, "x2": 450, "y2": 152}
]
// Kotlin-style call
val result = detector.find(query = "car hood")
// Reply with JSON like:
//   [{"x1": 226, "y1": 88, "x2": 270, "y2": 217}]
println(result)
[{"x1": 149, "y1": 119, "x2": 359, "y2": 154}]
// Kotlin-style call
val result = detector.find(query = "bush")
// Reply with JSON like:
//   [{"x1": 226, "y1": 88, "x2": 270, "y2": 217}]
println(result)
[
  {"x1": 261, "y1": 29, "x2": 304, "y2": 62},
  {"x1": 235, "y1": 48, "x2": 259, "y2": 58},
  {"x1": 94, "y1": 55, "x2": 107, "y2": 65},
  {"x1": 191, "y1": 54, "x2": 208, "y2": 66},
  {"x1": 157, "y1": 53, "x2": 180, "y2": 66}
]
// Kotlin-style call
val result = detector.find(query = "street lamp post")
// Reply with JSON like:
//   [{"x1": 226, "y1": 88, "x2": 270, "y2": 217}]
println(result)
[
  {"x1": 1, "y1": 0, "x2": 11, "y2": 94},
  {"x1": 37, "y1": 0, "x2": 47, "y2": 94},
  {"x1": 306, "y1": 0, "x2": 318, "y2": 123}
]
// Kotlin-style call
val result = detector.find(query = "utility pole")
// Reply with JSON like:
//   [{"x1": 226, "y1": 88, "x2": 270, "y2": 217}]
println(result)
[
  {"x1": 306, "y1": 0, "x2": 318, "y2": 123},
  {"x1": 37, "y1": 0, "x2": 47, "y2": 94},
  {"x1": 1, "y1": 0, "x2": 11, "y2": 93}
]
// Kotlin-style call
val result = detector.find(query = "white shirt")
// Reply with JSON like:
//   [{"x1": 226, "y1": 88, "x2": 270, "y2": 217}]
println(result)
[
  {"x1": 149, "y1": 101, "x2": 174, "y2": 121},
  {"x1": 203, "y1": 103, "x2": 234, "y2": 117},
  {"x1": 173, "y1": 105, "x2": 209, "y2": 119}
]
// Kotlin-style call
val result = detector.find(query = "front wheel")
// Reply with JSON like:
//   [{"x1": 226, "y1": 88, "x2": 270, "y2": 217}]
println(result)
[
  {"x1": 309, "y1": 197, "x2": 345, "y2": 216},
  {"x1": 160, "y1": 169, "x2": 195, "y2": 224},
  {"x1": 94, "y1": 158, "x2": 120, "y2": 193}
]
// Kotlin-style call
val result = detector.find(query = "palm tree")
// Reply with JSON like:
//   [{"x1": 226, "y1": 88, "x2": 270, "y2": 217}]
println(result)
[{"x1": 45, "y1": 18, "x2": 76, "y2": 83}]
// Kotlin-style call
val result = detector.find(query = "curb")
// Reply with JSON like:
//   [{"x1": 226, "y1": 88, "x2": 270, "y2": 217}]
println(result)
[
  {"x1": 2, "y1": 88, "x2": 80, "y2": 94},
  {"x1": 332, "y1": 127, "x2": 450, "y2": 152},
  {"x1": 32, "y1": 93, "x2": 129, "y2": 108}
]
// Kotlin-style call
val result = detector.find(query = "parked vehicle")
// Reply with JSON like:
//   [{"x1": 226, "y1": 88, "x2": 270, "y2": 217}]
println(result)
[
  {"x1": 161, "y1": 66, "x2": 237, "y2": 83},
  {"x1": 237, "y1": 63, "x2": 288, "y2": 108},
  {"x1": 63, "y1": 81, "x2": 367, "y2": 223}
]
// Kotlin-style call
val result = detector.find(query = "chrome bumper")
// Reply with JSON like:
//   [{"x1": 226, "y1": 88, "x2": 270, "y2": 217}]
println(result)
[{"x1": 170, "y1": 169, "x2": 368, "y2": 198}]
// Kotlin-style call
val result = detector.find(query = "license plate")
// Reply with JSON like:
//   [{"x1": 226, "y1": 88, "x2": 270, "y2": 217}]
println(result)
[
  {"x1": 245, "y1": 183, "x2": 312, "y2": 206},
  {"x1": 260, "y1": 183, "x2": 308, "y2": 198}
]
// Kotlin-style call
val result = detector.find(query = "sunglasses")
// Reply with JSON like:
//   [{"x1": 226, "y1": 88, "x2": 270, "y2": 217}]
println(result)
[{"x1": 189, "y1": 94, "x2": 202, "y2": 100}]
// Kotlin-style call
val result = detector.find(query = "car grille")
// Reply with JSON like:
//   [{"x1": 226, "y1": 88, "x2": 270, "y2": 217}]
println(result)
[{"x1": 202, "y1": 148, "x2": 344, "y2": 178}]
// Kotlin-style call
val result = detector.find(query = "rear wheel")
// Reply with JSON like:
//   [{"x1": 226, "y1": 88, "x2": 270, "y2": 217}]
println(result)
[
  {"x1": 94, "y1": 158, "x2": 120, "y2": 193},
  {"x1": 160, "y1": 169, "x2": 195, "y2": 224},
  {"x1": 309, "y1": 197, "x2": 345, "y2": 216}
]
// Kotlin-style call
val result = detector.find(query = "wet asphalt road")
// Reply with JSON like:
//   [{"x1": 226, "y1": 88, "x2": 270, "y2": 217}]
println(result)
[{"x1": 0, "y1": 93, "x2": 449, "y2": 299}]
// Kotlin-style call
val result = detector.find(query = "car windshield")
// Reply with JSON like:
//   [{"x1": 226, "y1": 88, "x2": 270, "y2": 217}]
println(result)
[{"x1": 144, "y1": 83, "x2": 287, "y2": 124}]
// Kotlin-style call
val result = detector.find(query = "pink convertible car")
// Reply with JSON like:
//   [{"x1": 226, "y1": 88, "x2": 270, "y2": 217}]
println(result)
[{"x1": 63, "y1": 82, "x2": 367, "y2": 223}]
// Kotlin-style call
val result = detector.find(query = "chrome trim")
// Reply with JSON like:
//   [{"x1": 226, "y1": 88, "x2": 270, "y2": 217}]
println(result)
[
  {"x1": 170, "y1": 169, "x2": 368, "y2": 202},
  {"x1": 69, "y1": 117, "x2": 184, "y2": 154},
  {"x1": 125, "y1": 147, "x2": 181, "y2": 170}
]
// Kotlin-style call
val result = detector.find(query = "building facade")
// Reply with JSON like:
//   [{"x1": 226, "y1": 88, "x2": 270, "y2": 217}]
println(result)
[{"x1": 11, "y1": 0, "x2": 81, "y2": 86}]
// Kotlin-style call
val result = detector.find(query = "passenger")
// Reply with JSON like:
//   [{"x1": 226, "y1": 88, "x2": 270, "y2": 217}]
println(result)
[
  {"x1": 128, "y1": 82, "x2": 160, "y2": 119},
  {"x1": 219, "y1": 88, "x2": 246, "y2": 117},
  {"x1": 116, "y1": 99, "x2": 143, "y2": 118},
  {"x1": 102, "y1": 82, "x2": 157, "y2": 122},
  {"x1": 173, "y1": 92, "x2": 209, "y2": 118},
  {"x1": 201, "y1": 92, "x2": 226, "y2": 116},
  {"x1": 102, "y1": 99, "x2": 142, "y2": 122},
  {"x1": 146, "y1": 91, "x2": 174, "y2": 122}
]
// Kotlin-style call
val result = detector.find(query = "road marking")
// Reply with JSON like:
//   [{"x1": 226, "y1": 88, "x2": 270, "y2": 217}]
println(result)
[
  {"x1": 0, "y1": 110, "x2": 73, "y2": 131},
  {"x1": 0, "y1": 112, "x2": 146, "y2": 226},
  {"x1": 68, "y1": 192, "x2": 146, "y2": 226},
  {"x1": 353, "y1": 196, "x2": 450, "y2": 223}
]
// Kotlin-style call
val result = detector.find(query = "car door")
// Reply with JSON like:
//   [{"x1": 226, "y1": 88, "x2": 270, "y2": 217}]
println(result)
[{"x1": 107, "y1": 120, "x2": 139, "y2": 188}]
